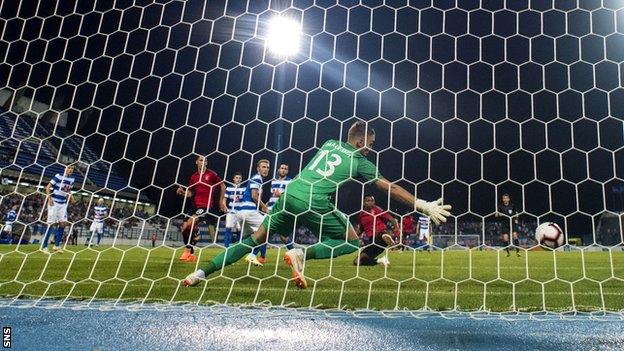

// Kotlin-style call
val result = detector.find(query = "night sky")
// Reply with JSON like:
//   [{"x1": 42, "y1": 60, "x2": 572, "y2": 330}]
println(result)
[{"x1": 1, "y1": 0, "x2": 624, "y2": 243}]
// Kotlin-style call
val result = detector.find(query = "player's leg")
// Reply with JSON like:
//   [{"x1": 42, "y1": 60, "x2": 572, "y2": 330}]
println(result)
[
  {"x1": 207, "y1": 223, "x2": 216, "y2": 244},
  {"x1": 3, "y1": 226, "x2": 11, "y2": 242},
  {"x1": 41, "y1": 225, "x2": 53, "y2": 251},
  {"x1": 254, "y1": 215, "x2": 268, "y2": 262},
  {"x1": 184, "y1": 223, "x2": 271, "y2": 286},
  {"x1": 96, "y1": 224, "x2": 103, "y2": 245},
  {"x1": 422, "y1": 232, "x2": 431, "y2": 252},
  {"x1": 250, "y1": 211, "x2": 268, "y2": 262},
  {"x1": 87, "y1": 222, "x2": 96, "y2": 246},
  {"x1": 52, "y1": 223, "x2": 65, "y2": 252},
  {"x1": 297, "y1": 200, "x2": 360, "y2": 261},
  {"x1": 354, "y1": 240, "x2": 385, "y2": 266},
  {"x1": 281, "y1": 205, "x2": 359, "y2": 289},
  {"x1": 354, "y1": 233, "x2": 393, "y2": 266},
  {"x1": 257, "y1": 243, "x2": 267, "y2": 261},
  {"x1": 223, "y1": 213, "x2": 236, "y2": 248},
  {"x1": 41, "y1": 203, "x2": 58, "y2": 252},
  {"x1": 187, "y1": 215, "x2": 204, "y2": 262},
  {"x1": 502, "y1": 233, "x2": 510, "y2": 257},
  {"x1": 223, "y1": 228, "x2": 232, "y2": 247},
  {"x1": 184, "y1": 198, "x2": 290, "y2": 286},
  {"x1": 244, "y1": 211, "x2": 268, "y2": 265},
  {"x1": 280, "y1": 234, "x2": 294, "y2": 250},
  {"x1": 512, "y1": 231, "x2": 520, "y2": 256},
  {"x1": 52, "y1": 204, "x2": 68, "y2": 252},
  {"x1": 252, "y1": 244, "x2": 267, "y2": 261},
  {"x1": 179, "y1": 215, "x2": 199, "y2": 260}
]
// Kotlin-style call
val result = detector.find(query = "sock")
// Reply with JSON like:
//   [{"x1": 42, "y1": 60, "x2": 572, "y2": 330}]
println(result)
[
  {"x1": 54, "y1": 226, "x2": 64, "y2": 247},
  {"x1": 514, "y1": 239, "x2": 520, "y2": 253},
  {"x1": 305, "y1": 239, "x2": 359, "y2": 260},
  {"x1": 505, "y1": 246, "x2": 510, "y2": 254},
  {"x1": 42, "y1": 226, "x2": 53, "y2": 249},
  {"x1": 201, "y1": 236, "x2": 257, "y2": 276},
  {"x1": 97, "y1": 232, "x2": 102, "y2": 245},
  {"x1": 223, "y1": 228, "x2": 232, "y2": 248},
  {"x1": 252, "y1": 244, "x2": 266, "y2": 257},
  {"x1": 187, "y1": 245, "x2": 194, "y2": 255},
  {"x1": 281, "y1": 235, "x2": 294, "y2": 250}
]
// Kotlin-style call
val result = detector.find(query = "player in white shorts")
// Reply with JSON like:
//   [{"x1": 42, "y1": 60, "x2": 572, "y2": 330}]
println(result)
[
  {"x1": 42, "y1": 164, "x2": 76, "y2": 253},
  {"x1": 418, "y1": 216, "x2": 431, "y2": 252},
  {"x1": 223, "y1": 172, "x2": 244, "y2": 247},
  {"x1": 87, "y1": 198, "x2": 108, "y2": 246},
  {"x1": 240, "y1": 160, "x2": 269, "y2": 265}
]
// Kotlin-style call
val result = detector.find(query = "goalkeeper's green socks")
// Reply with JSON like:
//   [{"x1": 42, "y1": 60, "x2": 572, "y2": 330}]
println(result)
[
  {"x1": 304, "y1": 239, "x2": 360, "y2": 260},
  {"x1": 199, "y1": 237, "x2": 358, "y2": 275},
  {"x1": 201, "y1": 236, "x2": 257, "y2": 276}
]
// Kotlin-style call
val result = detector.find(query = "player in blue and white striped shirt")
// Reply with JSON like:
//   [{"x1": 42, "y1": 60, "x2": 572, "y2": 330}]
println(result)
[
  {"x1": 238, "y1": 160, "x2": 269, "y2": 266},
  {"x1": 223, "y1": 172, "x2": 244, "y2": 248},
  {"x1": 267, "y1": 163, "x2": 293, "y2": 250},
  {"x1": 42, "y1": 164, "x2": 76, "y2": 253},
  {"x1": 2, "y1": 204, "x2": 18, "y2": 239},
  {"x1": 87, "y1": 198, "x2": 108, "y2": 246}
]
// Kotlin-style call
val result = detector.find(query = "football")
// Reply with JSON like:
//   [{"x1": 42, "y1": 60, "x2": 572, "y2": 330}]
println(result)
[{"x1": 535, "y1": 222, "x2": 565, "y2": 249}]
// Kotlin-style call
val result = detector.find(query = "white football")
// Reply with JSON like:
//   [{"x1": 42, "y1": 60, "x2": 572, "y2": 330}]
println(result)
[{"x1": 535, "y1": 222, "x2": 565, "y2": 249}]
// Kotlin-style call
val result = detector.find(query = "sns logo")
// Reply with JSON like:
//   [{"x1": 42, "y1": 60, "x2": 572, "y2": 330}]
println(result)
[{"x1": 3, "y1": 326, "x2": 10, "y2": 348}]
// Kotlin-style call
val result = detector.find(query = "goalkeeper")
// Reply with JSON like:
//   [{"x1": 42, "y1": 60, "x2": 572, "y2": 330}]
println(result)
[{"x1": 183, "y1": 121, "x2": 452, "y2": 289}]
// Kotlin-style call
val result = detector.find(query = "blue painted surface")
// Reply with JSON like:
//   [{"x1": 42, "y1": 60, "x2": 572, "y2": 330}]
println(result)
[{"x1": 0, "y1": 306, "x2": 623, "y2": 351}]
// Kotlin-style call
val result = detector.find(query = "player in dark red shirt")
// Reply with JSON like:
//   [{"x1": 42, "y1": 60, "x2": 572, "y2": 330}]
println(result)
[
  {"x1": 176, "y1": 155, "x2": 227, "y2": 262},
  {"x1": 354, "y1": 195, "x2": 399, "y2": 267}
]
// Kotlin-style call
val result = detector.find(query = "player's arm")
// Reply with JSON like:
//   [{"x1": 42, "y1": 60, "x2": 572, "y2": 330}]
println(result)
[
  {"x1": 45, "y1": 180, "x2": 54, "y2": 206},
  {"x1": 218, "y1": 182, "x2": 228, "y2": 212},
  {"x1": 383, "y1": 212, "x2": 400, "y2": 236},
  {"x1": 374, "y1": 178, "x2": 451, "y2": 225},
  {"x1": 356, "y1": 214, "x2": 364, "y2": 235},
  {"x1": 251, "y1": 188, "x2": 268, "y2": 213},
  {"x1": 273, "y1": 184, "x2": 285, "y2": 198},
  {"x1": 176, "y1": 186, "x2": 193, "y2": 198}
]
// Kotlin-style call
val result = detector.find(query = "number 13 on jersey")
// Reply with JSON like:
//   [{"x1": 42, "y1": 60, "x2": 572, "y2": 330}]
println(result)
[{"x1": 308, "y1": 150, "x2": 343, "y2": 177}]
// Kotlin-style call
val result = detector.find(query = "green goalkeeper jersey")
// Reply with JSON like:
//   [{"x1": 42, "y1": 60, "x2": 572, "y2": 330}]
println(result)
[{"x1": 285, "y1": 139, "x2": 383, "y2": 201}]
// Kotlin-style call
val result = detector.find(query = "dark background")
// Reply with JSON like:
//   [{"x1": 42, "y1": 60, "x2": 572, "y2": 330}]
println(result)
[{"x1": 1, "y1": 0, "x2": 623, "y2": 243}]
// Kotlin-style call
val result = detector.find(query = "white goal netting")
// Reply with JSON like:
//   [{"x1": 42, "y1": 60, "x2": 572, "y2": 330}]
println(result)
[{"x1": 0, "y1": 0, "x2": 623, "y2": 318}]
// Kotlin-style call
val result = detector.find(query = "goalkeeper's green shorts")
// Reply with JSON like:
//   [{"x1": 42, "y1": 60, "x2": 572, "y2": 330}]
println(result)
[{"x1": 262, "y1": 193, "x2": 352, "y2": 241}]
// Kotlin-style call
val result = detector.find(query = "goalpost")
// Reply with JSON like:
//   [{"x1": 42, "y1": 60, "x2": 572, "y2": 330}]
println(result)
[{"x1": 0, "y1": 1, "x2": 623, "y2": 318}]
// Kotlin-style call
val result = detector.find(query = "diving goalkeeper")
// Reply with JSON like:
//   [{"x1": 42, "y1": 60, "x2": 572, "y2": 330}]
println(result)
[{"x1": 183, "y1": 121, "x2": 452, "y2": 289}]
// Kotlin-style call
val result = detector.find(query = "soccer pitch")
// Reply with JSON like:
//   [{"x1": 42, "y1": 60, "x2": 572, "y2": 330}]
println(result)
[{"x1": 0, "y1": 246, "x2": 622, "y2": 313}]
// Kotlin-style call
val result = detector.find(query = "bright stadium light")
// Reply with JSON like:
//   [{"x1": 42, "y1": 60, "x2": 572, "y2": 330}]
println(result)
[{"x1": 266, "y1": 16, "x2": 301, "y2": 58}]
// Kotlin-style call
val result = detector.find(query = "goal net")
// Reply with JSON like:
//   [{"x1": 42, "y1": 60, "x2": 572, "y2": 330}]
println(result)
[{"x1": 0, "y1": 0, "x2": 623, "y2": 318}]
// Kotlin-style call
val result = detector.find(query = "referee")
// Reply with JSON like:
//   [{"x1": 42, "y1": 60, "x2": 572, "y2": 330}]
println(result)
[{"x1": 495, "y1": 193, "x2": 520, "y2": 257}]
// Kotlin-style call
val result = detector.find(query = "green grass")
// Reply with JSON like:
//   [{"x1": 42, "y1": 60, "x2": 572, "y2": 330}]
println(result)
[{"x1": 0, "y1": 245, "x2": 623, "y2": 312}]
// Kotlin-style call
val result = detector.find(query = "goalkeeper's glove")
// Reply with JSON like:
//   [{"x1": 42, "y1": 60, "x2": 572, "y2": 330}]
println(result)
[{"x1": 415, "y1": 198, "x2": 452, "y2": 225}]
